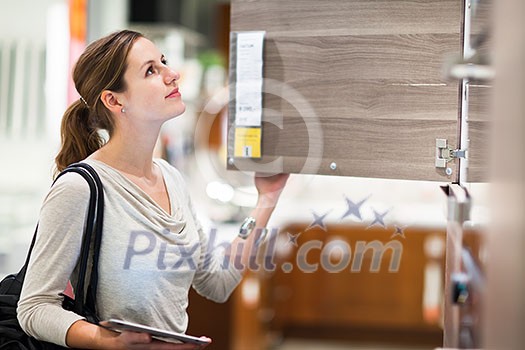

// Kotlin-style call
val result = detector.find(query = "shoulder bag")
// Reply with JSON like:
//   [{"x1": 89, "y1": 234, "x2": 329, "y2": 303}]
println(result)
[{"x1": 0, "y1": 163, "x2": 104, "y2": 350}]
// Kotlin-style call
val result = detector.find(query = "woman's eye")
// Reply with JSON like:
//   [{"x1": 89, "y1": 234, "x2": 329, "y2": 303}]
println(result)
[
  {"x1": 146, "y1": 66, "x2": 154, "y2": 76},
  {"x1": 161, "y1": 58, "x2": 168, "y2": 66}
]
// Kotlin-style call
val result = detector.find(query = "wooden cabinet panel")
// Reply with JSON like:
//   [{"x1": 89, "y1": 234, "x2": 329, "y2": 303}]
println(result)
[
  {"x1": 260, "y1": 224, "x2": 482, "y2": 345},
  {"x1": 186, "y1": 289, "x2": 233, "y2": 350},
  {"x1": 229, "y1": 0, "x2": 464, "y2": 181},
  {"x1": 467, "y1": 84, "x2": 491, "y2": 182},
  {"x1": 269, "y1": 225, "x2": 443, "y2": 328},
  {"x1": 464, "y1": 0, "x2": 492, "y2": 182},
  {"x1": 231, "y1": 0, "x2": 461, "y2": 36},
  {"x1": 255, "y1": 118, "x2": 458, "y2": 178}
]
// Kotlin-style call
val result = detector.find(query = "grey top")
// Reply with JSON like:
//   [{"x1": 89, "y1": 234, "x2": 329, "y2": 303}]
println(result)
[{"x1": 17, "y1": 159, "x2": 242, "y2": 347}]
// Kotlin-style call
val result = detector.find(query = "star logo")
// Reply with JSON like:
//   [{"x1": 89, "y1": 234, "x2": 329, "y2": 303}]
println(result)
[
  {"x1": 341, "y1": 195, "x2": 370, "y2": 221},
  {"x1": 391, "y1": 225, "x2": 407, "y2": 239},
  {"x1": 368, "y1": 208, "x2": 389, "y2": 229},
  {"x1": 287, "y1": 232, "x2": 301, "y2": 247},
  {"x1": 307, "y1": 209, "x2": 331, "y2": 231}
]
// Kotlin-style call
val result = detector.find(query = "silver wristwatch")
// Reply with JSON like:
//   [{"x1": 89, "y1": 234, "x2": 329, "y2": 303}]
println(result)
[{"x1": 239, "y1": 216, "x2": 256, "y2": 239}]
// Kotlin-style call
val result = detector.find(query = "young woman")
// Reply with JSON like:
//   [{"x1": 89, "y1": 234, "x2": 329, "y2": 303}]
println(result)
[{"x1": 17, "y1": 30, "x2": 289, "y2": 349}]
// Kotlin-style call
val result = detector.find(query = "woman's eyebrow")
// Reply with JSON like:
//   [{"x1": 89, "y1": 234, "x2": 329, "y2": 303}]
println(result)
[
  {"x1": 140, "y1": 59, "x2": 155, "y2": 71},
  {"x1": 140, "y1": 55, "x2": 166, "y2": 70}
]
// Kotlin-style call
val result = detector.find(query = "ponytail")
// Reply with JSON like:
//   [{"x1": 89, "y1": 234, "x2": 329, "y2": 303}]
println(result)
[
  {"x1": 54, "y1": 100, "x2": 104, "y2": 173},
  {"x1": 53, "y1": 30, "x2": 144, "y2": 174}
]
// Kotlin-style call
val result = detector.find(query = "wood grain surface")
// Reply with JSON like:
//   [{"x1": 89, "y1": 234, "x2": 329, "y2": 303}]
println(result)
[
  {"x1": 467, "y1": 84, "x2": 491, "y2": 182},
  {"x1": 229, "y1": 0, "x2": 464, "y2": 181},
  {"x1": 464, "y1": 0, "x2": 492, "y2": 182}
]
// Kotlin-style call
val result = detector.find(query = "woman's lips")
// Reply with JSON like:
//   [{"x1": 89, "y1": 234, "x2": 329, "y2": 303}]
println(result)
[{"x1": 166, "y1": 88, "x2": 181, "y2": 98}]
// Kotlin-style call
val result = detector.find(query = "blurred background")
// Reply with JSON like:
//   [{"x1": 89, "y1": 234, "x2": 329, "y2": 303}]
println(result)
[{"x1": 0, "y1": 1, "x2": 498, "y2": 349}]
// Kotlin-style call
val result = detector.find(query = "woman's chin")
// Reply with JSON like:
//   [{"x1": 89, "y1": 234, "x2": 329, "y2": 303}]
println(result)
[{"x1": 169, "y1": 105, "x2": 186, "y2": 119}]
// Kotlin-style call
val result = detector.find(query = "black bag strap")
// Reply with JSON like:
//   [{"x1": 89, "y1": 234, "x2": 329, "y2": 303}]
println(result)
[
  {"x1": 68, "y1": 163, "x2": 104, "y2": 320},
  {"x1": 17, "y1": 162, "x2": 104, "y2": 321},
  {"x1": 55, "y1": 163, "x2": 103, "y2": 320}
]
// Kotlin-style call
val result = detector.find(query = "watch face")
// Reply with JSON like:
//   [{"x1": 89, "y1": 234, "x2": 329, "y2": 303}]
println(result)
[{"x1": 239, "y1": 217, "x2": 256, "y2": 239}]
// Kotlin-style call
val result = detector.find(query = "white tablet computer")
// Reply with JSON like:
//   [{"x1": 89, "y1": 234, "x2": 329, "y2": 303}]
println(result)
[{"x1": 101, "y1": 319, "x2": 211, "y2": 345}]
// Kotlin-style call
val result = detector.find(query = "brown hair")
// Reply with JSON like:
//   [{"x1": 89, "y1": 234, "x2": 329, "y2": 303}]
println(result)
[{"x1": 54, "y1": 29, "x2": 144, "y2": 173}]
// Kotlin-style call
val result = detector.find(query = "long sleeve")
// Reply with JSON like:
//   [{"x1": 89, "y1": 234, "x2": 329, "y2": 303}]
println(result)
[
  {"x1": 189, "y1": 195, "x2": 242, "y2": 303},
  {"x1": 17, "y1": 172, "x2": 91, "y2": 347}
]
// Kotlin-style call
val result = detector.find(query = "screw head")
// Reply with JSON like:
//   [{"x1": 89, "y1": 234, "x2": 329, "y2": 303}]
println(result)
[
  {"x1": 330, "y1": 162, "x2": 337, "y2": 170},
  {"x1": 228, "y1": 157, "x2": 235, "y2": 165},
  {"x1": 445, "y1": 167, "x2": 453, "y2": 176}
]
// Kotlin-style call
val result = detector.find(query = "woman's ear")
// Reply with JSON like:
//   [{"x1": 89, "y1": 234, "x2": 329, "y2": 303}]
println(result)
[{"x1": 100, "y1": 90, "x2": 124, "y2": 114}]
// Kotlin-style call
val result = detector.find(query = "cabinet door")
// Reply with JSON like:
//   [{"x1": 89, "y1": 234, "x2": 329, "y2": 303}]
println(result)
[
  {"x1": 228, "y1": 0, "x2": 465, "y2": 181},
  {"x1": 464, "y1": 0, "x2": 492, "y2": 182}
]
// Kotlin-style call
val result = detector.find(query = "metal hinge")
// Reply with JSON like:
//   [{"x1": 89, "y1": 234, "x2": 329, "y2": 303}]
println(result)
[{"x1": 435, "y1": 138, "x2": 467, "y2": 169}]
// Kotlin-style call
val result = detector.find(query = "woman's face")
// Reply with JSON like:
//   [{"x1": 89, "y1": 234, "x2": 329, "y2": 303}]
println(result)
[{"x1": 119, "y1": 37, "x2": 185, "y2": 123}]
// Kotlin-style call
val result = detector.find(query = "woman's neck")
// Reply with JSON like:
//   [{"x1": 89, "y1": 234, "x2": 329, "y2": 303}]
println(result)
[{"x1": 90, "y1": 127, "x2": 161, "y2": 178}]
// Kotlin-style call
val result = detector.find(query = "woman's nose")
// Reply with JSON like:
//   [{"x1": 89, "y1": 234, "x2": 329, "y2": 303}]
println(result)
[{"x1": 164, "y1": 68, "x2": 180, "y2": 85}]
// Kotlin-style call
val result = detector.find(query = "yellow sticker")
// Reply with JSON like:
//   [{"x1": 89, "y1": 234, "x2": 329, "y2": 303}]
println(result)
[{"x1": 234, "y1": 127, "x2": 261, "y2": 158}]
